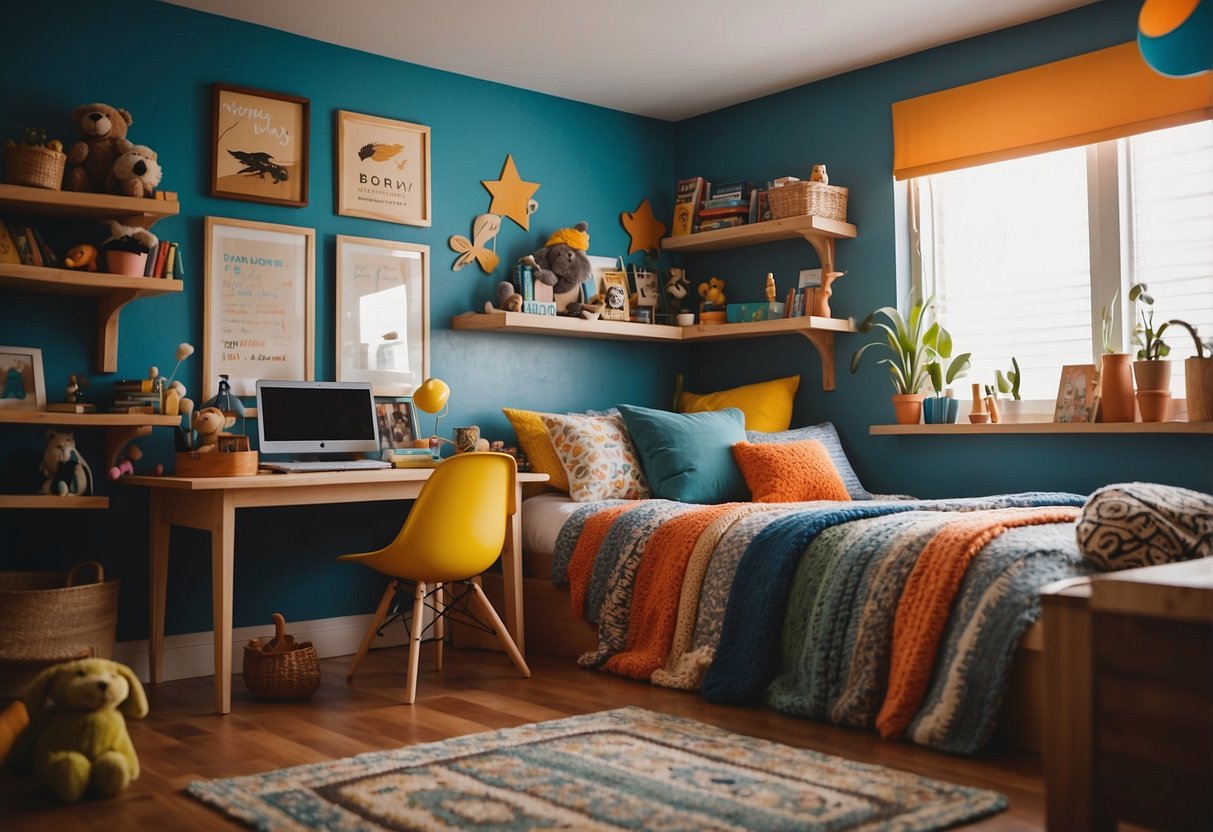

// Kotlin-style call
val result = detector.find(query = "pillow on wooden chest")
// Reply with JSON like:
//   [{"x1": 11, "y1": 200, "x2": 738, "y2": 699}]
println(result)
[{"x1": 1076, "y1": 482, "x2": 1213, "y2": 571}]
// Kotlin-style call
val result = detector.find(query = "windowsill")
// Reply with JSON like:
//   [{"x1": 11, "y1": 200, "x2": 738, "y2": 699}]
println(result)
[{"x1": 870, "y1": 421, "x2": 1213, "y2": 435}]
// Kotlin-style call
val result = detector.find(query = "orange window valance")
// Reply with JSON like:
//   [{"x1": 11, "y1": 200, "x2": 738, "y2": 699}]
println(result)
[{"x1": 892, "y1": 42, "x2": 1213, "y2": 180}]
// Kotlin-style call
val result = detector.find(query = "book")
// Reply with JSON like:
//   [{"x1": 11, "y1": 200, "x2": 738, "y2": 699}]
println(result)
[
  {"x1": 144, "y1": 242, "x2": 159, "y2": 276},
  {"x1": 11, "y1": 228, "x2": 32, "y2": 265},
  {"x1": 152, "y1": 240, "x2": 170, "y2": 278},
  {"x1": 174, "y1": 244, "x2": 186, "y2": 280},
  {"x1": 709, "y1": 180, "x2": 752, "y2": 200},
  {"x1": 701, "y1": 196, "x2": 748, "y2": 210},
  {"x1": 163, "y1": 242, "x2": 178, "y2": 279},
  {"x1": 30, "y1": 226, "x2": 57, "y2": 267},
  {"x1": 0, "y1": 221, "x2": 21, "y2": 265},
  {"x1": 696, "y1": 205, "x2": 750, "y2": 219},
  {"x1": 671, "y1": 176, "x2": 709, "y2": 237},
  {"x1": 696, "y1": 216, "x2": 747, "y2": 232},
  {"x1": 783, "y1": 288, "x2": 795, "y2": 318},
  {"x1": 22, "y1": 227, "x2": 43, "y2": 267}
]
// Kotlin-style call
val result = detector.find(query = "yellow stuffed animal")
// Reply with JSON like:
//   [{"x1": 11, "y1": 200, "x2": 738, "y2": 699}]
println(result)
[
  {"x1": 16, "y1": 658, "x2": 148, "y2": 802},
  {"x1": 698, "y1": 276, "x2": 726, "y2": 307}
]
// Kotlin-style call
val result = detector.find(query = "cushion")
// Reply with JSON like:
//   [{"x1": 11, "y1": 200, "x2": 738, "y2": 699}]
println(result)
[
  {"x1": 502, "y1": 408, "x2": 569, "y2": 492},
  {"x1": 677, "y1": 375, "x2": 799, "y2": 432},
  {"x1": 541, "y1": 412, "x2": 650, "y2": 502},
  {"x1": 1076, "y1": 482, "x2": 1213, "y2": 571},
  {"x1": 731, "y1": 439, "x2": 851, "y2": 503},
  {"x1": 746, "y1": 423, "x2": 872, "y2": 500},
  {"x1": 617, "y1": 404, "x2": 749, "y2": 504}
]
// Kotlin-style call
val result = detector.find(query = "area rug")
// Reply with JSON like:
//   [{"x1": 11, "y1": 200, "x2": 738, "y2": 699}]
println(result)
[{"x1": 187, "y1": 706, "x2": 1006, "y2": 831}]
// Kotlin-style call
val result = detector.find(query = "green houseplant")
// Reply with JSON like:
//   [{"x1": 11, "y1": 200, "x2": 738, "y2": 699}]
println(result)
[
  {"x1": 1128, "y1": 282, "x2": 1173, "y2": 420},
  {"x1": 1168, "y1": 319, "x2": 1213, "y2": 421}
]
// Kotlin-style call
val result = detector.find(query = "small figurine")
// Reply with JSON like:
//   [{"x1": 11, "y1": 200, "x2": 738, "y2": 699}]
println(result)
[
  {"x1": 191, "y1": 407, "x2": 235, "y2": 453},
  {"x1": 63, "y1": 243, "x2": 99, "y2": 272},
  {"x1": 201, "y1": 374, "x2": 245, "y2": 418},
  {"x1": 765, "y1": 273, "x2": 777, "y2": 303},
  {"x1": 811, "y1": 164, "x2": 829, "y2": 185},
  {"x1": 65, "y1": 372, "x2": 89, "y2": 403},
  {"x1": 39, "y1": 430, "x2": 94, "y2": 496},
  {"x1": 109, "y1": 443, "x2": 161, "y2": 479},
  {"x1": 698, "y1": 277, "x2": 727, "y2": 307},
  {"x1": 666, "y1": 268, "x2": 689, "y2": 311}
]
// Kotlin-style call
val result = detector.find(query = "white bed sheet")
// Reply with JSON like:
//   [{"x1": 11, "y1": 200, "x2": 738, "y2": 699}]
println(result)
[{"x1": 522, "y1": 493, "x2": 581, "y2": 554}]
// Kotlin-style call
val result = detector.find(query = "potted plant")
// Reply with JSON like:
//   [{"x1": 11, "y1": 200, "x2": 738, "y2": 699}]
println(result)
[
  {"x1": 1098, "y1": 289, "x2": 1135, "y2": 422},
  {"x1": 101, "y1": 220, "x2": 158, "y2": 276},
  {"x1": 994, "y1": 357, "x2": 1026, "y2": 421},
  {"x1": 850, "y1": 290, "x2": 961, "y2": 425},
  {"x1": 1128, "y1": 282, "x2": 1173, "y2": 421},
  {"x1": 1169, "y1": 319, "x2": 1213, "y2": 421},
  {"x1": 923, "y1": 340, "x2": 971, "y2": 424}
]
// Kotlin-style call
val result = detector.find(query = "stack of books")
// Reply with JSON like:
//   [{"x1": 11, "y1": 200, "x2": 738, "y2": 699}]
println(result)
[
  {"x1": 670, "y1": 178, "x2": 774, "y2": 235},
  {"x1": 388, "y1": 448, "x2": 438, "y2": 468},
  {"x1": 111, "y1": 379, "x2": 162, "y2": 413},
  {"x1": 0, "y1": 219, "x2": 58, "y2": 267},
  {"x1": 144, "y1": 239, "x2": 185, "y2": 279}
]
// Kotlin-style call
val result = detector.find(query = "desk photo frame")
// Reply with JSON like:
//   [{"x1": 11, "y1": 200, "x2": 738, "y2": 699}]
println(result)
[
  {"x1": 1054, "y1": 364, "x2": 1098, "y2": 423},
  {"x1": 203, "y1": 217, "x2": 315, "y2": 397},
  {"x1": 375, "y1": 396, "x2": 421, "y2": 455}
]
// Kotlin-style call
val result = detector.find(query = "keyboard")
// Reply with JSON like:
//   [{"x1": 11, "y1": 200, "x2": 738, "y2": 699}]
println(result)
[{"x1": 259, "y1": 459, "x2": 392, "y2": 474}]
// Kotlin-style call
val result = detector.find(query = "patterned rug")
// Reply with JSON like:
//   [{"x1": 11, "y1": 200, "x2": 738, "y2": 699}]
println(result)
[{"x1": 187, "y1": 707, "x2": 1006, "y2": 831}]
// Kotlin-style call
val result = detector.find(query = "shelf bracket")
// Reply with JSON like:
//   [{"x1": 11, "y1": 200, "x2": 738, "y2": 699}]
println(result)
[
  {"x1": 96, "y1": 289, "x2": 142, "y2": 374},
  {"x1": 799, "y1": 329, "x2": 836, "y2": 391},
  {"x1": 105, "y1": 423, "x2": 154, "y2": 469}
]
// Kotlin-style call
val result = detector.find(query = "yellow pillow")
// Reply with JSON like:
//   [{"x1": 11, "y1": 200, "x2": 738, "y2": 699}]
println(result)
[
  {"x1": 677, "y1": 375, "x2": 799, "y2": 432},
  {"x1": 731, "y1": 439, "x2": 851, "y2": 503},
  {"x1": 502, "y1": 407, "x2": 569, "y2": 492}
]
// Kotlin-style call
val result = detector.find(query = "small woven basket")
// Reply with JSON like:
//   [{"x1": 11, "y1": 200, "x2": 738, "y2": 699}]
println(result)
[
  {"x1": 4, "y1": 145, "x2": 66, "y2": 190},
  {"x1": 767, "y1": 181, "x2": 848, "y2": 222},
  {"x1": 242, "y1": 613, "x2": 321, "y2": 700}
]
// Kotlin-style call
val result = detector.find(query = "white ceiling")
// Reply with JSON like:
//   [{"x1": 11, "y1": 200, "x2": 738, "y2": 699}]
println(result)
[{"x1": 161, "y1": 0, "x2": 1099, "y2": 121}]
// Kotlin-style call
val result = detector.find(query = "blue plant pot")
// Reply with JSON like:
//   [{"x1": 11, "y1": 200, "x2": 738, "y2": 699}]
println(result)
[{"x1": 923, "y1": 396, "x2": 959, "y2": 424}]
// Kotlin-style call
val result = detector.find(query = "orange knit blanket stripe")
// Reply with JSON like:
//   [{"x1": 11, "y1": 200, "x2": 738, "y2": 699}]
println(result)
[
  {"x1": 875, "y1": 506, "x2": 1080, "y2": 739},
  {"x1": 567, "y1": 503, "x2": 641, "y2": 617},
  {"x1": 604, "y1": 504, "x2": 738, "y2": 679}
]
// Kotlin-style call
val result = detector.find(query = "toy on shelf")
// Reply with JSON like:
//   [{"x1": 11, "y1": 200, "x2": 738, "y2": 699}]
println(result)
[
  {"x1": 698, "y1": 277, "x2": 727, "y2": 323},
  {"x1": 38, "y1": 430, "x2": 94, "y2": 497},
  {"x1": 65, "y1": 373, "x2": 87, "y2": 403},
  {"x1": 765, "y1": 273, "x2": 777, "y2": 303},
  {"x1": 106, "y1": 144, "x2": 161, "y2": 198},
  {"x1": 64, "y1": 103, "x2": 135, "y2": 193},
  {"x1": 811, "y1": 164, "x2": 829, "y2": 185},
  {"x1": 62, "y1": 244, "x2": 98, "y2": 271},
  {"x1": 191, "y1": 407, "x2": 235, "y2": 453}
]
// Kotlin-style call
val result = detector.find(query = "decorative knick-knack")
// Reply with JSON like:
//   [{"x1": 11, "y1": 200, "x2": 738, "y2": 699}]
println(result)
[
  {"x1": 811, "y1": 164, "x2": 829, "y2": 185},
  {"x1": 969, "y1": 383, "x2": 990, "y2": 423},
  {"x1": 1099, "y1": 353, "x2": 1136, "y2": 422}
]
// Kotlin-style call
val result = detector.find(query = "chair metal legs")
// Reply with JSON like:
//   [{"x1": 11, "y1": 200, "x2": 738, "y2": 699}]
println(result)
[
  {"x1": 347, "y1": 580, "x2": 398, "y2": 682},
  {"x1": 433, "y1": 581, "x2": 444, "y2": 672}
]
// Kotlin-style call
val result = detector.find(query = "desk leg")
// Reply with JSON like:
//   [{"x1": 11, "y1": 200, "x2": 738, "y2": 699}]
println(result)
[
  {"x1": 503, "y1": 482, "x2": 526, "y2": 657},
  {"x1": 148, "y1": 491, "x2": 170, "y2": 685},
  {"x1": 211, "y1": 494, "x2": 236, "y2": 714}
]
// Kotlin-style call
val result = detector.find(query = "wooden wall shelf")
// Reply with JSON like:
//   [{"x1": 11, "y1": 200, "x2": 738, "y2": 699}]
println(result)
[
  {"x1": 660, "y1": 214, "x2": 856, "y2": 253},
  {"x1": 870, "y1": 421, "x2": 1213, "y2": 435},
  {"x1": 0, "y1": 495, "x2": 109, "y2": 509},
  {"x1": 0, "y1": 410, "x2": 182, "y2": 469},
  {"x1": 0, "y1": 183, "x2": 179, "y2": 225}
]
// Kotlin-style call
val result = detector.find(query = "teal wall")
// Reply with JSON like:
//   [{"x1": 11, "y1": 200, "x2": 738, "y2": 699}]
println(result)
[{"x1": 2, "y1": 0, "x2": 1208, "y2": 643}]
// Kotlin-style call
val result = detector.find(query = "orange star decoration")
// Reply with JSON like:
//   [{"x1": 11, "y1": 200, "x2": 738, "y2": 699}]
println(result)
[
  {"x1": 482, "y1": 154, "x2": 540, "y2": 230},
  {"x1": 621, "y1": 198, "x2": 667, "y2": 254}
]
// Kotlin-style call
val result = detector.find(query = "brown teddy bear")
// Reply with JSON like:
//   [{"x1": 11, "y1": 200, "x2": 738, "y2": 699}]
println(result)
[
  {"x1": 64, "y1": 103, "x2": 134, "y2": 193},
  {"x1": 191, "y1": 406, "x2": 235, "y2": 452},
  {"x1": 106, "y1": 144, "x2": 162, "y2": 198}
]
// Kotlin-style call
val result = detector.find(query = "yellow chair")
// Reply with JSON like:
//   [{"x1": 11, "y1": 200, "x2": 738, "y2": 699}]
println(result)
[{"x1": 339, "y1": 452, "x2": 530, "y2": 703}]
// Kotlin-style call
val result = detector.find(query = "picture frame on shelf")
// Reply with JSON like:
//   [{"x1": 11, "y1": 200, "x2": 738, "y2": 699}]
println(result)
[
  {"x1": 203, "y1": 217, "x2": 316, "y2": 397},
  {"x1": 1053, "y1": 364, "x2": 1098, "y2": 423},
  {"x1": 0, "y1": 345, "x2": 45, "y2": 410},
  {"x1": 335, "y1": 110, "x2": 431, "y2": 226},
  {"x1": 335, "y1": 235, "x2": 430, "y2": 396},
  {"x1": 375, "y1": 396, "x2": 421, "y2": 454},
  {"x1": 211, "y1": 84, "x2": 309, "y2": 207}
]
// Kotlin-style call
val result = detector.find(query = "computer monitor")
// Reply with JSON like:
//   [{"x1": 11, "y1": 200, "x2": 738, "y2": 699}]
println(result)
[{"x1": 255, "y1": 380, "x2": 379, "y2": 456}]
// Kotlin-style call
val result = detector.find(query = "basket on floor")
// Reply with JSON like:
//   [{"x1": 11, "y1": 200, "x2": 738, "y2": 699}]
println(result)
[
  {"x1": 242, "y1": 613, "x2": 320, "y2": 700},
  {"x1": 767, "y1": 180, "x2": 848, "y2": 222},
  {"x1": 4, "y1": 144, "x2": 66, "y2": 190},
  {"x1": 0, "y1": 562, "x2": 119, "y2": 698}
]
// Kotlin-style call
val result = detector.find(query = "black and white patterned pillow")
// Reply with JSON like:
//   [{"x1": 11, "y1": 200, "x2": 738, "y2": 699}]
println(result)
[{"x1": 1076, "y1": 482, "x2": 1213, "y2": 571}]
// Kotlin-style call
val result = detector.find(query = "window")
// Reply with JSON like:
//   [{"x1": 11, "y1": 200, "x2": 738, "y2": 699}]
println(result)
[{"x1": 912, "y1": 119, "x2": 1213, "y2": 401}]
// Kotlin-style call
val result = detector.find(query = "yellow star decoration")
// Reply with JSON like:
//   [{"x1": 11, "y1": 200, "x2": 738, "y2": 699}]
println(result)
[
  {"x1": 482, "y1": 154, "x2": 540, "y2": 230},
  {"x1": 621, "y1": 197, "x2": 667, "y2": 254}
]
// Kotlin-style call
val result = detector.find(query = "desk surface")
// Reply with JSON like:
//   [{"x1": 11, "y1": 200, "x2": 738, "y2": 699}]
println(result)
[{"x1": 126, "y1": 469, "x2": 549, "y2": 491}]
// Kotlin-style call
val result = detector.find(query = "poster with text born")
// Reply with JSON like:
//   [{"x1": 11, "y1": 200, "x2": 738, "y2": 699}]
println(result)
[
  {"x1": 204, "y1": 217, "x2": 316, "y2": 397},
  {"x1": 336, "y1": 235, "x2": 430, "y2": 396},
  {"x1": 336, "y1": 110, "x2": 431, "y2": 226},
  {"x1": 211, "y1": 84, "x2": 309, "y2": 207}
]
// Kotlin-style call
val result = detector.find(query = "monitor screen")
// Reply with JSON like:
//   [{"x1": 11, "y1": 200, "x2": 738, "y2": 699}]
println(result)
[{"x1": 255, "y1": 380, "x2": 379, "y2": 455}]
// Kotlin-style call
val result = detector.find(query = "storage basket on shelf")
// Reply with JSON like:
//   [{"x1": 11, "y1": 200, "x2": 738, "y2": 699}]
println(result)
[
  {"x1": 242, "y1": 613, "x2": 320, "y2": 700},
  {"x1": 767, "y1": 180, "x2": 848, "y2": 222},
  {"x1": 4, "y1": 144, "x2": 66, "y2": 190},
  {"x1": 0, "y1": 562, "x2": 119, "y2": 699}
]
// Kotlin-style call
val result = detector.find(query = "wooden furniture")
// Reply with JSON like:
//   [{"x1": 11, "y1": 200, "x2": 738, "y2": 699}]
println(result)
[
  {"x1": 1041, "y1": 560, "x2": 1213, "y2": 831},
  {"x1": 872, "y1": 421, "x2": 1213, "y2": 435},
  {"x1": 124, "y1": 467, "x2": 549, "y2": 714},
  {"x1": 0, "y1": 184, "x2": 182, "y2": 510}
]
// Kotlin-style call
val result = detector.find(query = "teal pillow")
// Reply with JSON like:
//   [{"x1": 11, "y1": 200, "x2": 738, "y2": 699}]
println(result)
[{"x1": 617, "y1": 404, "x2": 749, "y2": 504}]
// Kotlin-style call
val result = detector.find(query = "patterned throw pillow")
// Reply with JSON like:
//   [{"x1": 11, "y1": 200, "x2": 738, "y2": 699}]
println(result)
[
  {"x1": 731, "y1": 439, "x2": 851, "y2": 503},
  {"x1": 745, "y1": 422, "x2": 872, "y2": 500},
  {"x1": 1076, "y1": 482, "x2": 1213, "y2": 571},
  {"x1": 541, "y1": 412, "x2": 651, "y2": 502}
]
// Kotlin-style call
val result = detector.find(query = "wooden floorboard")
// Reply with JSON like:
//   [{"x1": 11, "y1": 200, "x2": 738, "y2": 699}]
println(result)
[{"x1": 0, "y1": 646, "x2": 1046, "y2": 830}]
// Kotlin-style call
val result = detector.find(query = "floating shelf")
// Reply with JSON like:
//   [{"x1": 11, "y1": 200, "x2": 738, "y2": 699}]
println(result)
[
  {"x1": 870, "y1": 421, "x2": 1213, "y2": 435},
  {"x1": 0, "y1": 410, "x2": 181, "y2": 469},
  {"x1": 660, "y1": 213, "x2": 857, "y2": 253},
  {"x1": 0, "y1": 183, "x2": 179, "y2": 225},
  {"x1": 451, "y1": 311, "x2": 856, "y2": 390},
  {"x1": 0, "y1": 495, "x2": 108, "y2": 509}
]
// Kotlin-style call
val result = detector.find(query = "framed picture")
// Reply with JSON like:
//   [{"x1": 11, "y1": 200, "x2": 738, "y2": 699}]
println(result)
[
  {"x1": 335, "y1": 235, "x2": 430, "y2": 396},
  {"x1": 375, "y1": 397, "x2": 422, "y2": 454},
  {"x1": 1054, "y1": 364, "x2": 1098, "y2": 423},
  {"x1": 335, "y1": 110, "x2": 431, "y2": 226},
  {"x1": 0, "y1": 346, "x2": 45, "y2": 410},
  {"x1": 203, "y1": 217, "x2": 316, "y2": 397},
  {"x1": 600, "y1": 270, "x2": 630, "y2": 321},
  {"x1": 211, "y1": 84, "x2": 309, "y2": 207}
]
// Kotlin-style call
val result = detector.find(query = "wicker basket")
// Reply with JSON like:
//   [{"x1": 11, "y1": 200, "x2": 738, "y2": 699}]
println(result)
[
  {"x1": 767, "y1": 181, "x2": 848, "y2": 222},
  {"x1": 242, "y1": 613, "x2": 320, "y2": 700},
  {"x1": 0, "y1": 562, "x2": 119, "y2": 698},
  {"x1": 4, "y1": 144, "x2": 67, "y2": 190}
]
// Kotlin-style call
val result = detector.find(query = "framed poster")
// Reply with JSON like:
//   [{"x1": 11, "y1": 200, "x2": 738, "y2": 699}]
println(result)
[
  {"x1": 336, "y1": 110, "x2": 431, "y2": 226},
  {"x1": 0, "y1": 345, "x2": 45, "y2": 410},
  {"x1": 211, "y1": 84, "x2": 309, "y2": 207},
  {"x1": 375, "y1": 396, "x2": 421, "y2": 454},
  {"x1": 335, "y1": 235, "x2": 430, "y2": 396},
  {"x1": 203, "y1": 217, "x2": 315, "y2": 397},
  {"x1": 1054, "y1": 364, "x2": 1098, "y2": 423}
]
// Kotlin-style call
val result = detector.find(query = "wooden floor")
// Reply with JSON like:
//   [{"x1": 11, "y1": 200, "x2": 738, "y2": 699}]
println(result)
[{"x1": 1, "y1": 646, "x2": 1047, "y2": 830}]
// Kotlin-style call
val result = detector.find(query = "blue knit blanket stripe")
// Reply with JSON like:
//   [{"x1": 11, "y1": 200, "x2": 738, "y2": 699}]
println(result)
[{"x1": 551, "y1": 500, "x2": 629, "y2": 585}]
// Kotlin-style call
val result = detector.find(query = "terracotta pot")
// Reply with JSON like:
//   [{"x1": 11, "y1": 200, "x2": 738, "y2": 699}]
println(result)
[
  {"x1": 1136, "y1": 389, "x2": 1172, "y2": 422},
  {"x1": 105, "y1": 250, "x2": 148, "y2": 276},
  {"x1": 1099, "y1": 353, "x2": 1136, "y2": 422},
  {"x1": 1183, "y1": 357, "x2": 1213, "y2": 421},
  {"x1": 1132, "y1": 359, "x2": 1171, "y2": 392},
  {"x1": 891, "y1": 393, "x2": 924, "y2": 425}
]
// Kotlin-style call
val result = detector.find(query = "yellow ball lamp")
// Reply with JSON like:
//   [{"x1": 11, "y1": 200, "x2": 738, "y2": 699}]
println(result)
[{"x1": 413, "y1": 378, "x2": 451, "y2": 451}]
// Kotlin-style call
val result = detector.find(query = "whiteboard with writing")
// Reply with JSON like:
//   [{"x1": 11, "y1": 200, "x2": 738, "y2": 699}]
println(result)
[{"x1": 204, "y1": 217, "x2": 315, "y2": 397}]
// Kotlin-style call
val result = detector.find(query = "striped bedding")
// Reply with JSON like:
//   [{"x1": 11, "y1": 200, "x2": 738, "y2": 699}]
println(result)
[{"x1": 549, "y1": 492, "x2": 1097, "y2": 754}]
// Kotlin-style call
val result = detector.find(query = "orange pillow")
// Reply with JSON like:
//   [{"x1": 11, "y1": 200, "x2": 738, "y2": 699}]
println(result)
[
  {"x1": 502, "y1": 407, "x2": 568, "y2": 492},
  {"x1": 731, "y1": 439, "x2": 851, "y2": 503}
]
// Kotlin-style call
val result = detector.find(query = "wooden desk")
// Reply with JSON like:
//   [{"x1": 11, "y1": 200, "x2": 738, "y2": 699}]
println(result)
[{"x1": 125, "y1": 468, "x2": 548, "y2": 714}]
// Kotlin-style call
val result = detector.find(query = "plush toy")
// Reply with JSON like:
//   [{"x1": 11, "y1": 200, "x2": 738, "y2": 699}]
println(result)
[
  {"x1": 520, "y1": 221, "x2": 592, "y2": 297},
  {"x1": 0, "y1": 700, "x2": 29, "y2": 770},
  {"x1": 484, "y1": 281, "x2": 525, "y2": 314},
  {"x1": 191, "y1": 406, "x2": 235, "y2": 453},
  {"x1": 699, "y1": 277, "x2": 727, "y2": 307},
  {"x1": 106, "y1": 144, "x2": 161, "y2": 198},
  {"x1": 64, "y1": 104, "x2": 135, "y2": 193},
  {"x1": 13, "y1": 658, "x2": 147, "y2": 802},
  {"x1": 39, "y1": 430, "x2": 93, "y2": 497},
  {"x1": 63, "y1": 244, "x2": 99, "y2": 271}
]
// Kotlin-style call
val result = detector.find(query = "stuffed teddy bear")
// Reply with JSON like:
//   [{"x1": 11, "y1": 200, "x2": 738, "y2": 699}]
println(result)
[
  {"x1": 39, "y1": 430, "x2": 94, "y2": 497},
  {"x1": 11, "y1": 658, "x2": 147, "y2": 802},
  {"x1": 106, "y1": 144, "x2": 162, "y2": 198},
  {"x1": 520, "y1": 222, "x2": 592, "y2": 297},
  {"x1": 698, "y1": 276, "x2": 727, "y2": 307},
  {"x1": 191, "y1": 406, "x2": 235, "y2": 453},
  {"x1": 64, "y1": 103, "x2": 135, "y2": 193}
]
